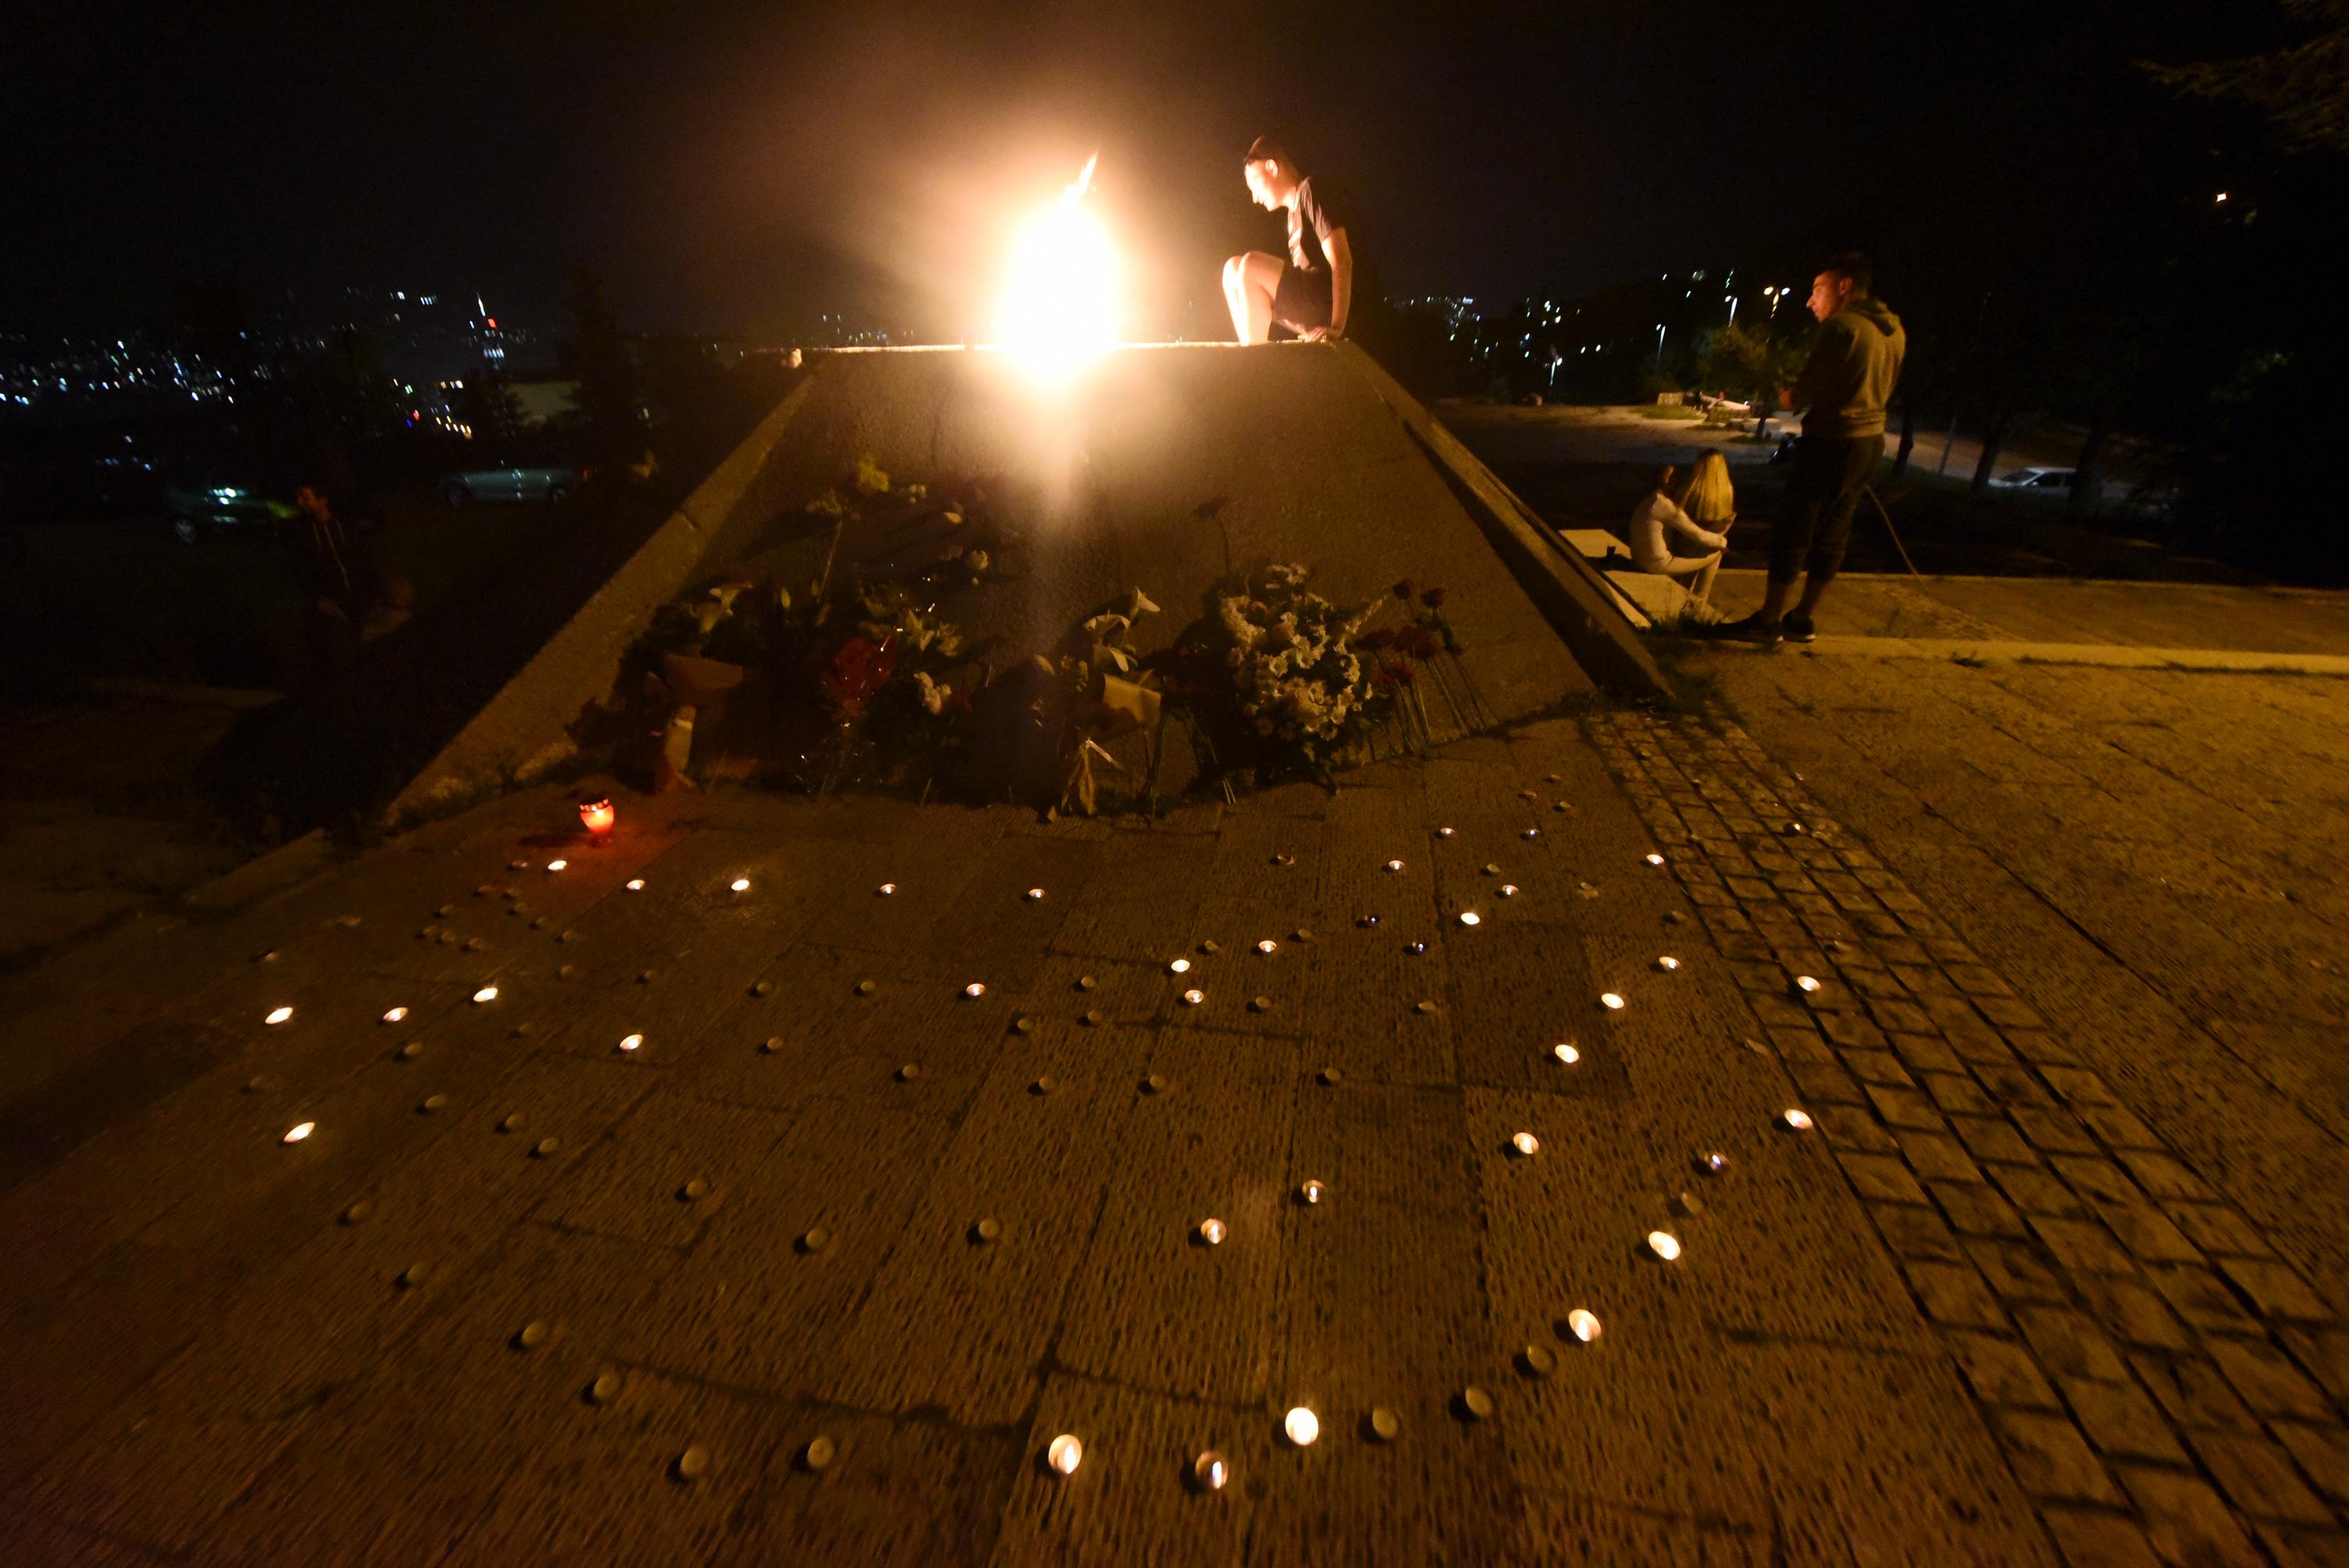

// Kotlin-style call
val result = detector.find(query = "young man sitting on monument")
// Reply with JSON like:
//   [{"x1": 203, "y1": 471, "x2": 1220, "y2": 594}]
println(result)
[{"x1": 1222, "y1": 137, "x2": 1354, "y2": 346}]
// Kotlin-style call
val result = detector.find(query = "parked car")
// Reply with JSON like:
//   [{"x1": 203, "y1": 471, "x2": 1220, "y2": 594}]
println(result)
[
  {"x1": 1992, "y1": 466, "x2": 2077, "y2": 492},
  {"x1": 440, "y1": 464, "x2": 579, "y2": 507},
  {"x1": 164, "y1": 479, "x2": 285, "y2": 544}
]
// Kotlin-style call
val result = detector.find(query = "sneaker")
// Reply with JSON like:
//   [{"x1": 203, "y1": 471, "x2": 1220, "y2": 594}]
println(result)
[
  {"x1": 1716, "y1": 612, "x2": 1783, "y2": 646},
  {"x1": 1782, "y1": 613, "x2": 1816, "y2": 643}
]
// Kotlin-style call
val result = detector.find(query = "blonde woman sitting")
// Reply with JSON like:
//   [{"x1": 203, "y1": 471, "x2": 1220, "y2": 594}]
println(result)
[{"x1": 1629, "y1": 452, "x2": 1734, "y2": 615}]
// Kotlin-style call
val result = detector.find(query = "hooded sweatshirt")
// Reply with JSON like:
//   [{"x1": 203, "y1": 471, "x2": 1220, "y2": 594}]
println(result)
[{"x1": 1788, "y1": 296, "x2": 1905, "y2": 440}]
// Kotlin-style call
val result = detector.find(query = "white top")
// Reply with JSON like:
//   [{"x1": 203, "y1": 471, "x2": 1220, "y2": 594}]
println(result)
[{"x1": 1628, "y1": 492, "x2": 1729, "y2": 572}]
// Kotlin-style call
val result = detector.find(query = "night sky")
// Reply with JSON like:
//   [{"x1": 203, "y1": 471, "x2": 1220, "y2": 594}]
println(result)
[{"x1": 0, "y1": 1, "x2": 2259, "y2": 337}]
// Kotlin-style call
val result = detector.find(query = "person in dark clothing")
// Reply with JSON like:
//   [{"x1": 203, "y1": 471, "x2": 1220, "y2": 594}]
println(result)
[
  {"x1": 281, "y1": 484, "x2": 395, "y2": 676},
  {"x1": 1222, "y1": 137, "x2": 1355, "y2": 345},
  {"x1": 1720, "y1": 254, "x2": 1905, "y2": 645}
]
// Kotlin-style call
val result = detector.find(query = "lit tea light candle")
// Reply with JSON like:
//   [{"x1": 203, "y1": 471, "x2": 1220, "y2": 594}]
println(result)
[
  {"x1": 1552, "y1": 1042, "x2": 1580, "y2": 1064},
  {"x1": 1567, "y1": 1308, "x2": 1603, "y2": 1342},
  {"x1": 472, "y1": 985, "x2": 498, "y2": 1004},
  {"x1": 876, "y1": 882, "x2": 896, "y2": 896},
  {"x1": 1701, "y1": 1151, "x2": 1728, "y2": 1173},
  {"x1": 1197, "y1": 1217, "x2": 1226, "y2": 1244},
  {"x1": 1168, "y1": 958, "x2": 1191, "y2": 975},
  {"x1": 1385, "y1": 859, "x2": 1404, "y2": 872},
  {"x1": 546, "y1": 859, "x2": 568, "y2": 873},
  {"x1": 1511, "y1": 1131, "x2": 1540, "y2": 1156},
  {"x1": 1795, "y1": 975, "x2": 1821, "y2": 995},
  {"x1": 266, "y1": 1006, "x2": 294, "y2": 1026},
  {"x1": 1647, "y1": 1231, "x2": 1682, "y2": 1261},
  {"x1": 618, "y1": 1034, "x2": 643, "y2": 1053},
  {"x1": 1046, "y1": 1434, "x2": 1082, "y2": 1476},
  {"x1": 1459, "y1": 911, "x2": 1481, "y2": 927},
  {"x1": 626, "y1": 878, "x2": 644, "y2": 892},
  {"x1": 1656, "y1": 956, "x2": 1680, "y2": 972},
  {"x1": 1192, "y1": 1450, "x2": 1228, "y2": 1491},
  {"x1": 1300, "y1": 1179, "x2": 1324, "y2": 1204},
  {"x1": 729, "y1": 878, "x2": 750, "y2": 893},
  {"x1": 963, "y1": 982, "x2": 986, "y2": 999},
  {"x1": 1438, "y1": 826, "x2": 1455, "y2": 837},
  {"x1": 1025, "y1": 888, "x2": 1045, "y2": 901},
  {"x1": 1256, "y1": 939, "x2": 1277, "y2": 954},
  {"x1": 382, "y1": 1007, "x2": 408, "y2": 1024},
  {"x1": 1500, "y1": 884, "x2": 1519, "y2": 896},
  {"x1": 1645, "y1": 853, "x2": 1666, "y2": 867},
  {"x1": 1600, "y1": 992, "x2": 1625, "y2": 1010},
  {"x1": 283, "y1": 1121, "x2": 314, "y2": 1143},
  {"x1": 1283, "y1": 1407, "x2": 1320, "y2": 1446},
  {"x1": 1782, "y1": 1108, "x2": 1814, "y2": 1131},
  {"x1": 1182, "y1": 989, "x2": 1205, "y2": 1006}
]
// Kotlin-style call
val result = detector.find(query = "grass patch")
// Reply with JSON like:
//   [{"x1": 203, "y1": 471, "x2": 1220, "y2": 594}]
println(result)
[{"x1": 1634, "y1": 404, "x2": 1704, "y2": 422}]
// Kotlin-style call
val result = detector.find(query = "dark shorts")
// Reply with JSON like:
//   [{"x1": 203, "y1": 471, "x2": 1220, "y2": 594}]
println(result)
[
  {"x1": 1770, "y1": 434, "x2": 1881, "y2": 584},
  {"x1": 1272, "y1": 264, "x2": 1332, "y2": 334}
]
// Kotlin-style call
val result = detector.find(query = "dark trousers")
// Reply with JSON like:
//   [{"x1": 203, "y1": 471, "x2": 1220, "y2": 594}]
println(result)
[{"x1": 1769, "y1": 434, "x2": 1880, "y2": 586}]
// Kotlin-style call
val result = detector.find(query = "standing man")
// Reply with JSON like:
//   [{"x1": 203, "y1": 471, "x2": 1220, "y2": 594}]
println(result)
[
  {"x1": 1222, "y1": 137, "x2": 1353, "y2": 346},
  {"x1": 1723, "y1": 254, "x2": 1904, "y2": 643}
]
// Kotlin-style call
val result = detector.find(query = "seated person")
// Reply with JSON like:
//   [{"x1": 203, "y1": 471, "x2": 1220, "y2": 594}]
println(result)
[{"x1": 1628, "y1": 452, "x2": 1734, "y2": 614}]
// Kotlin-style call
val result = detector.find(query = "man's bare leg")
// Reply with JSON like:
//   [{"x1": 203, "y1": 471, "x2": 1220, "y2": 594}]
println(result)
[{"x1": 1223, "y1": 251, "x2": 1284, "y2": 344}]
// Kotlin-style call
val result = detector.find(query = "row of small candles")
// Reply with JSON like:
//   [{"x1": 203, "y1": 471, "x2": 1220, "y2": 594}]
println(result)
[{"x1": 266, "y1": 830, "x2": 1830, "y2": 1493}]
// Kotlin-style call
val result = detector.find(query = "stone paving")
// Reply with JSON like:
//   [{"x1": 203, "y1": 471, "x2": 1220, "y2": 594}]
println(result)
[{"x1": 1, "y1": 690, "x2": 2344, "y2": 1561}]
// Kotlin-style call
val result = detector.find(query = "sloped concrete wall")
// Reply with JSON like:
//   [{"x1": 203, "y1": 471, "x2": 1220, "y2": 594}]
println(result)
[{"x1": 387, "y1": 343, "x2": 1663, "y2": 823}]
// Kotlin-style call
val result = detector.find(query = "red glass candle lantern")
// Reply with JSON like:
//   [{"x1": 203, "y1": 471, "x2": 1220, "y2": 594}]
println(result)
[{"x1": 579, "y1": 797, "x2": 616, "y2": 836}]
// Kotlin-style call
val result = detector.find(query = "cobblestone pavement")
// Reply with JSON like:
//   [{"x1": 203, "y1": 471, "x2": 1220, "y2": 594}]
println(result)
[{"x1": 1, "y1": 686, "x2": 2344, "y2": 1560}]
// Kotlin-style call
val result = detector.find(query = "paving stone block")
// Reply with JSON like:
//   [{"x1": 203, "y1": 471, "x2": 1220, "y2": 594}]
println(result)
[
  {"x1": 1923, "y1": 1071, "x2": 2000, "y2": 1117},
  {"x1": 2116, "y1": 1149, "x2": 2218, "y2": 1205},
  {"x1": 2279, "y1": 1327, "x2": 2349, "y2": 1404},
  {"x1": 1952, "y1": 1115, "x2": 2041, "y2": 1166},
  {"x1": 2039, "y1": 1067, "x2": 2117, "y2": 1106},
  {"x1": 1864, "y1": 1084, "x2": 1944, "y2": 1131},
  {"x1": 1936, "y1": 1181, "x2": 2031, "y2": 1240},
  {"x1": 1900, "y1": 1130, "x2": 1985, "y2": 1185},
  {"x1": 2051, "y1": 1156, "x2": 2141, "y2": 1206},
  {"x1": 2116, "y1": 1464, "x2": 2269, "y2": 1567},
  {"x1": 1987, "y1": 1409, "x2": 2123, "y2": 1503},
  {"x1": 1820, "y1": 1011, "x2": 1891, "y2": 1049},
  {"x1": 2073, "y1": 1102, "x2": 2163, "y2": 1152},
  {"x1": 1872, "y1": 1203, "x2": 1966, "y2": 1262},
  {"x1": 2074, "y1": 1277, "x2": 2195, "y2": 1352},
  {"x1": 2016, "y1": 1307, "x2": 2133, "y2": 1383},
  {"x1": 2148, "y1": 1266, "x2": 2263, "y2": 1338},
  {"x1": 1948, "y1": 1331, "x2": 2063, "y2": 1408},
  {"x1": 1868, "y1": 999, "x2": 1937, "y2": 1035},
  {"x1": 1907, "y1": 1261, "x2": 2010, "y2": 1330},
  {"x1": 2098, "y1": 1203, "x2": 2206, "y2": 1267},
  {"x1": 2208, "y1": 1338, "x2": 2337, "y2": 1422},
  {"x1": 1787, "y1": 1059, "x2": 1868, "y2": 1107},
  {"x1": 1975, "y1": 996, "x2": 2050, "y2": 1032},
  {"x1": 2028, "y1": 1215, "x2": 2140, "y2": 1274},
  {"x1": 2187, "y1": 1430, "x2": 2337, "y2": 1525},
  {"x1": 2037, "y1": 1507, "x2": 2167, "y2": 1568},
  {"x1": 2012, "y1": 1107, "x2": 2103, "y2": 1159},
  {"x1": 1839, "y1": 1152, "x2": 1931, "y2": 1206},
  {"x1": 2133, "y1": 1354, "x2": 2263, "y2": 1433},
  {"x1": 2271, "y1": 1422, "x2": 2349, "y2": 1509},
  {"x1": 1887, "y1": 1035, "x2": 1969, "y2": 1079},
  {"x1": 1840, "y1": 1049, "x2": 1916, "y2": 1088},
  {"x1": 1968, "y1": 1240, "x2": 2075, "y2": 1306},
  {"x1": 2059, "y1": 1375, "x2": 2190, "y2": 1464},
  {"x1": 1993, "y1": 1164, "x2": 2091, "y2": 1218},
  {"x1": 1976, "y1": 1062, "x2": 2058, "y2": 1108},
  {"x1": 1815, "y1": 1104, "x2": 1902, "y2": 1154},
  {"x1": 2002, "y1": 1031, "x2": 2084, "y2": 1067}
]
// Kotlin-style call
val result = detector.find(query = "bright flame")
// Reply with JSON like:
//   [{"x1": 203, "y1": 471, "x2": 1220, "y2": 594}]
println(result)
[{"x1": 1000, "y1": 155, "x2": 1117, "y2": 379}]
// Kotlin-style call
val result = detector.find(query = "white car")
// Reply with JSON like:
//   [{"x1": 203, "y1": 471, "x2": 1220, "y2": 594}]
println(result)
[
  {"x1": 1993, "y1": 466, "x2": 2076, "y2": 492},
  {"x1": 440, "y1": 464, "x2": 579, "y2": 506}
]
